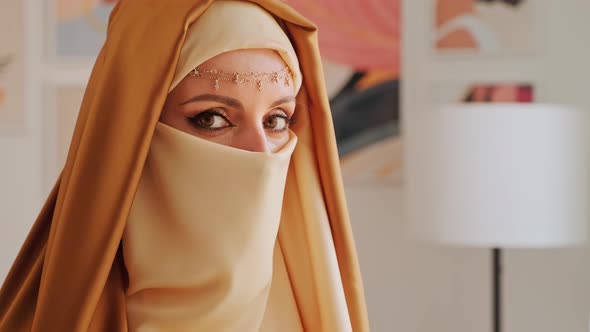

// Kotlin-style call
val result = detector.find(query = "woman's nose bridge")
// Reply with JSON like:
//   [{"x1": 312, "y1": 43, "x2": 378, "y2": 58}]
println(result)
[
  {"x1": 250, "y1": 127, "x2": 269, "y2": 152},
  {"x1": 237, "y1": 121, "x2": 269, "y2": 152}
]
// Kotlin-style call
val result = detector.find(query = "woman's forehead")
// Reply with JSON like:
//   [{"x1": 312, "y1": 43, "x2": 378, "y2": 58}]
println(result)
[{"x1": 199, "y1": 49, "x2": 286, "y2": 73}]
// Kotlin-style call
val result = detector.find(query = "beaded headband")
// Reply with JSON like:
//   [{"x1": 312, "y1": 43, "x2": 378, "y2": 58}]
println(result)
[{"x1": 190, "y1": 66, "x2": 293, "y2": 91}]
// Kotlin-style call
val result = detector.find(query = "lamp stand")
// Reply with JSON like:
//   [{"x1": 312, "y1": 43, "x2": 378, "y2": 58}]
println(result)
[{"x1": 492, "y1": 247, "x2": 502, "y2": 332}]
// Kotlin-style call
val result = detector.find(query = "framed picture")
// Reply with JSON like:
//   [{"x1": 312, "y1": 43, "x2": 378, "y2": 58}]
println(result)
[
  {"x1": 50, "y1": 0, "x2": 117, "y2": 62},
  {"x1": 0, "y1": 1, "x2": 25, "y2": 134},
  {"x1": 433, "y1": 0, "x2": 535, "y2": 55}
]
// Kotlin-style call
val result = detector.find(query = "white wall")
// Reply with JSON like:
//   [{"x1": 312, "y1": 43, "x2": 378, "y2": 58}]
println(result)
[
  {"x1": 0, "y1": 0, "x2": 44, "y2": 283},
  {"x1": 346, "y1": 183, "x2": 590, "y2": 332},
  {"x1": 0, "y1": 138, "x2": 40, "y2": 282},
  {"x1": 2, "y1": 1, "x2": 590, "y2": 332},
  {"x1": 345, "y1": 185, "x2": 490, "y2": 331},
  {"x1": 349, "y1": 0, "x2": 590, "y2": 331}
]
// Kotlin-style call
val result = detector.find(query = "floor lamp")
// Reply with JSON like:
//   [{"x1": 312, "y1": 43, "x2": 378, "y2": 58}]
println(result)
[{"x1": 405, "y1": 103, "x2": 590, "y2": 332}]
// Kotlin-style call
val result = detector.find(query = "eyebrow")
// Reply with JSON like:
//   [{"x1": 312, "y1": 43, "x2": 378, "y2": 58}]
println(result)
[
  {"x1": 179, "y1": 94, "x2": 243, "y2": 109},
  {"x1": 179, "y1": 94, "x2": 296, "y2": 110},
  {"x1": 269, "y1": 96, "x2": 296, "y2": 108}
]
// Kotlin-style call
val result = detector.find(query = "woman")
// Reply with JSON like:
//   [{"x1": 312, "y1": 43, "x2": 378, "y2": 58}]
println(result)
[{"x1": 0, "y1": 1, "x2": 369, "y2": 331}]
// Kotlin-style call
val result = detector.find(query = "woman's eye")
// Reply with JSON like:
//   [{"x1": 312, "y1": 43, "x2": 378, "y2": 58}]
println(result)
[
  {"x1": 189, "y1": 111, "x2": 232, "y2": 130},
  {"x1": 264, "y1": 114, "x2": 290, "y2": 131}
]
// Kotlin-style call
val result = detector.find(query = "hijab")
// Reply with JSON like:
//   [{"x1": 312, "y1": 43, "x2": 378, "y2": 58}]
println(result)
[
  {"x1": 125, "y1": 3, "x2": 304, "y2": 330},
  {"x1": 0, "y1": 1, "x2": 369, "y2": 331}
]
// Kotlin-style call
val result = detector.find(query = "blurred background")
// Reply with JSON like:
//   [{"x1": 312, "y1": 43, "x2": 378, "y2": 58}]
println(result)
[{"x1": 2, "y1": 0, "x2": 590, "y2": 331}]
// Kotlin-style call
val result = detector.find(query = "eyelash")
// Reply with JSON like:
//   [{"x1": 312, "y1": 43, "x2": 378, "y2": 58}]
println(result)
[
  {"x1": 267, "y1": 112, "x2": 292, "y2": 132},
  {"x1": 188, "y1": 108, "x2": 233, "y2": 131},
  {"x1": 187, "y1": 108, "x2": 294, "y2": 132}
]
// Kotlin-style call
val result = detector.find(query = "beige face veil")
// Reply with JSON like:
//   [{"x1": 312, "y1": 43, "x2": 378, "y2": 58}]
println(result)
[{"x1": 123, "y1": 122, "x2": 299, "y2": 331}]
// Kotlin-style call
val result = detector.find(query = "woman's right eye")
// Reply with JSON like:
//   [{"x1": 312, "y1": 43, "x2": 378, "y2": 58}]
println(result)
[{"x1": 188, "y1": 110, "x2": 233, "y2": 130}]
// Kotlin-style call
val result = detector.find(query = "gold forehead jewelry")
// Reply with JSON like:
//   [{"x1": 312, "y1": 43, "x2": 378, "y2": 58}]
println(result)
[{"x1": 190, "y1": 66, "x2": 292, "y2": 91}]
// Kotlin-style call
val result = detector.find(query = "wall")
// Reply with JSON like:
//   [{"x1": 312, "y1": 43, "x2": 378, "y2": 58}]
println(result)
[
  {"x1": 1, "y1": 1, "x2": 590, "y2": 332},
  {"x1": 346, "y1": 185, "x2": 489, "y2": 331},
  {"x1": 0, "y1": 0, "x2": 44, "y2": 283},
  {"x1": 391, "y1": 0, "x2": 590, "y2": 331},
  {"x1": 346, "y1": 182, "x2": 590, "y2": 331}
]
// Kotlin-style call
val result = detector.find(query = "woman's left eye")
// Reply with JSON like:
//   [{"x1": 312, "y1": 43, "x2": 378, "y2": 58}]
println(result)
[
  {"x1": 263, "y1": 114, "x2": 290, "y2": 131},
  {"x1": 188, "y1": 110, "x2": 233, "y2": 131}
]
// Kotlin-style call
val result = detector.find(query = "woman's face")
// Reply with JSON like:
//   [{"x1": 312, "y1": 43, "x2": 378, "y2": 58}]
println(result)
[{"x1": 161, "y1": 49, "x2": 297, "y2": 153}]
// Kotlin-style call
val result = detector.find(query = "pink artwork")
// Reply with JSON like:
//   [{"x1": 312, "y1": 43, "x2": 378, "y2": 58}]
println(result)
[
  {"x1": 57, "y1": 0, "x2": 118, "y2": 21},
  {"x1": 0, "y1": 55, "x2": 10, "y2": 109},
  {"x1": 430, "y1": 82, "x2": 534, "y2": 105},
  {"x1": 55, "y1": 0, "x2": 117, "y2": 58},
  {"x1": 0, "y1": 0, "x2": 25, "y2": 134},
  {"x1": 286, "y1": 0, "x2": 398, "y2": 72},
  {"x1": 462, "y1": 83, "x2": 533, "y2": 103},
  {"x1": 435, "y1": 0, "x2": 534, "y2": 54},
  {"x1": 286, "y1": 0, "x2": 400, "y2": 185}
]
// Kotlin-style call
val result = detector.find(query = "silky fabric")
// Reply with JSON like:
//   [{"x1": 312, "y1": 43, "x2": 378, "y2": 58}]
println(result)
[
  {"x1": 123, "y1": 122, "x2": 298, "y2": 331},
  {"x1": 127, "y1": 2, "x2": 305, "y2": 330},
  {"x1": 259, "y1": 243, "x2": 305, "y2": 332},
  {"x1": 171, "y1": 0, "x2": 302, "y2": 91},
  {"x1": 0, "y1": 1, "x2": 370, "y2": 331}
]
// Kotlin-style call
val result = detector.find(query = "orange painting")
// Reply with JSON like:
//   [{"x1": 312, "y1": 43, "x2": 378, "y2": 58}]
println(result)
[
  {"x1": 57, "y1": 0, "x2": 118, "y2": 21},
  {"x1": 0, "y1": 55, "x2": 10, "y2": 107},
  {"x1": 430, "y1": 82, "x2": 533, "y2": 105},
  {"x1": 462, "y1": 83, "x2": 533, "y2": 103},
  {"x1": 56, "y1": 0, "x2": 117, "y2": 57},
  {"x1": 435, "y1": 0, "x2": 534, "y2": 54},
  {"x1": 0, "y1": 0, "x2": 25, "y2": 133}
]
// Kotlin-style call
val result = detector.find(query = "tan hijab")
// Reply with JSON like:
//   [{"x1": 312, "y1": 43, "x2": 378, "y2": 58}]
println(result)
[
  {"x1": 170, "y1": 0, "x2": 302, "y2": 91},
  {"x1": 0, "y1": 1, "x2": 369, "y2": 331}
]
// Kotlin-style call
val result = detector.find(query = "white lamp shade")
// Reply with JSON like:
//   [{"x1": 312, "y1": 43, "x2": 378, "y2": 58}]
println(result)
[{"x1": 405, "y1": 103, "x2": 590, "y2": 248}]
